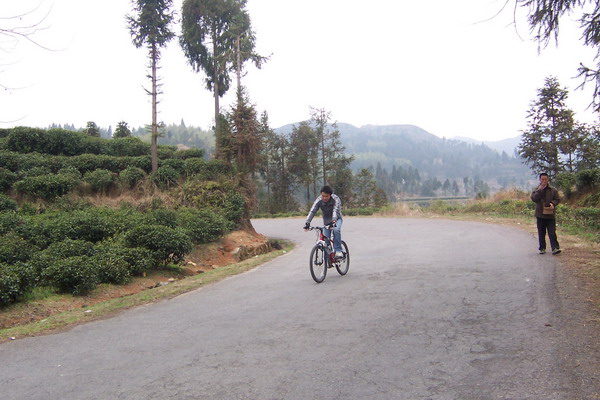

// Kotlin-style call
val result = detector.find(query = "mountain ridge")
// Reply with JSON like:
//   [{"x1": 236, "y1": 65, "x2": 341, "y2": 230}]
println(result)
[{"x1": 275, "y1": 122, "x2": 531, "y2": 189}]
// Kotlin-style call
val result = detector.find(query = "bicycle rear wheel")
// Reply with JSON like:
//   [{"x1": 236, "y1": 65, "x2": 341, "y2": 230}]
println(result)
[
  {"x1": 335, "y1": 241, "x2": 350, "y2": 275},
  {"x1": 309, "y1": 245, "x2": 327, "y2": 283}
]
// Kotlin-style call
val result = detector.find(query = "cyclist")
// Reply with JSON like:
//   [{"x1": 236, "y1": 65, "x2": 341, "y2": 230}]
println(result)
[{"x1": 304, "y1": 185, "x2": 344, "y2": 258}]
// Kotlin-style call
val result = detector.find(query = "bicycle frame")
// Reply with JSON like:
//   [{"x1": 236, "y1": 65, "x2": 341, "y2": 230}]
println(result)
[{"x1": 306, "y1": 224, "x2": 350, "y2": 283}]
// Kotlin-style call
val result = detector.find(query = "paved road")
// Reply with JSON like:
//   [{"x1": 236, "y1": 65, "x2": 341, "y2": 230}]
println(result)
[{"x1": 0, "y1": 217, "x2": 597, "y2": 399}]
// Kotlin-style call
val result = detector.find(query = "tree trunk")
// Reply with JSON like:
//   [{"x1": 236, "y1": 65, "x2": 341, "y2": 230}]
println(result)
[
  {"x1": 213, "y1": 39, "x2": 221, "y2": 158},
  {"x1": 151, "y1": 43, "x2": 158, "y2": 172}
]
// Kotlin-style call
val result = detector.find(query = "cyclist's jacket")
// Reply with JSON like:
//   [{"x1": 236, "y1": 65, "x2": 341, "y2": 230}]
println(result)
[{"x1": 306, "y1": 194, "x2": 343, "y2": 226}]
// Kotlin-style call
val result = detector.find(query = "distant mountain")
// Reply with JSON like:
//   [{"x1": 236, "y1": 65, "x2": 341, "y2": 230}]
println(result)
[
  {"x1": 276, "y1": 122, "x2": 531, "y2": 189},
  {"x1": 452, "y1": 135, "x2": 521, "y2": 157}
]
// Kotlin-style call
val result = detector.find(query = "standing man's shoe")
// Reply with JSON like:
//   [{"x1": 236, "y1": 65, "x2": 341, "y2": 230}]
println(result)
[
  {"x1": 552, "y1": 248, "x2": 562, "y2": 255},
  {"x1": 539, "y1": 249, "x2": 546, "y2": 254}
]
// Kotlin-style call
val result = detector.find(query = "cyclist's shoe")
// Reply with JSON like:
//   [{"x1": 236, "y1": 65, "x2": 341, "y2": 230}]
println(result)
[
  {"x1": 335, "y1": 251, "x2": 343, "y2": 258},
  {"x1": 552, "y1": 248, "x2": 561, "y2": 255},
  {"x1": 539, "y1": 249, "x2": 546, "y2": 254}
]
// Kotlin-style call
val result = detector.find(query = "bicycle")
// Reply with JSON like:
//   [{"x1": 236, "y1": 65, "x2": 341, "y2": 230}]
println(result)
[{"x1": 306, "y1": 224, "x2": 350, "y2": 283}]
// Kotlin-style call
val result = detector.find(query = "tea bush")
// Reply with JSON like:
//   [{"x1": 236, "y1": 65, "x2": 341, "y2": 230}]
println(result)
[
  {"x1": 107, "y1": 137, "x2": 150, "y2": 157},
  {"x1": 0, "y1": 168, "x2": 18, "y2": 192},
  {"x1": 0, "y1": 212, "x2": 23, "y2": 234},
  {"x1": 0, "y1": 194, "x2": 17, "y2": 211},
  {"x1": 0, "y1": 262, "x2": 37, "y2": 306},
  {"x1": 119, "y1": 166, "x2": 146, "y2": 188},
  {"x1": 14, "y1": 173, "x2": 80, "y2": 200},
  {"x1": 43, "y1": 256, "x2": 99, "y2": 295},
  {"x1": 84, "y1": 169, "x2": 116, "y2": 193},
  {"x1": 124, "y1": 224, "x2": 193, "y2": 265},
  {"x1": 151, "y1": 166, "x2": 180, "y2": 190},
  {"x1": 0, "y1": 232, "x2": 37, "y2": 264},
  {"x1": 174, "y1": 148, "x2": 205, "y2": 160},
  {"x1": 94, "y1": 242, "x2": 156, "y2": 276},
  {"x1": 176, "y1": 208, "x2": 228, "y2": 244},
  {"x1": 147, "y1": 208, "x2": 178, "y2": 228},
  {"x1": 0, "y1": 265, "x2": 23, "y2": 306},
  {"x1": 180, "y1": 180, "x2": 244, "y2": 225},
  {"x1": 576, "y1": 169, "x2": 600, "y2": 191},
  {"x1": 160, "y1": 158, "x2": 185, "y2": 175},
  {"x1": 183, "y1": 159, "x2": 231, "y2": 180},
  {"x1": 92, "y1": 251, "x2": 132, "y2": 285}
]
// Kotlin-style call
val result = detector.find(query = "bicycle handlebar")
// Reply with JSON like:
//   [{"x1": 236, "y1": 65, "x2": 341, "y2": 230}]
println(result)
[{"x1": 307, "y1": 224, "x2": 336, "y2": 231}]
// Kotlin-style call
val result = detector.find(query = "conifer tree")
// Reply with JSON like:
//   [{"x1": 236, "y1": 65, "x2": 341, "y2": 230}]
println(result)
[{"x1": 127, "y1": 0, "x2": 175, "y2": 172}]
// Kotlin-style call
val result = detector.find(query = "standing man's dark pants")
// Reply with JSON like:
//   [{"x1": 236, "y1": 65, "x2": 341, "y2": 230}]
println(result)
[{"x1": 536, "y1": 217, "x2": 559, "y2": 251}]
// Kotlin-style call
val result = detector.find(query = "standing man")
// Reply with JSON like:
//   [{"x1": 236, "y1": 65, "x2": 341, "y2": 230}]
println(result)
[
  {"x1": 304, "y1": 185, "x2": 344, "y2": 257},
  {"x1": 531, "y1": 173, "x2": 561, "y2": 255}
]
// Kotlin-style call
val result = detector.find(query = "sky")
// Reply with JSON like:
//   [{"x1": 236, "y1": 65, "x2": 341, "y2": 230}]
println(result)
[{"x1": 0, "y1": 0, "x2": 598, "y2": 142}]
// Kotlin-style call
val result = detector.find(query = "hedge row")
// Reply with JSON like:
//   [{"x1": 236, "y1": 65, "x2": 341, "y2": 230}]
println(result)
[
  {"x1": 0, "y1": 203, "x2": 232, "y2": 305},
  {"x1": 0, "y1": 157, "x2": 232, "y2": 200}
]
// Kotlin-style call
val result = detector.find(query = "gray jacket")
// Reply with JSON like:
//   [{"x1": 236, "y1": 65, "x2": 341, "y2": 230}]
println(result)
[{"x1": 306, "y1": 194, "x2": 343, "y2": 226}]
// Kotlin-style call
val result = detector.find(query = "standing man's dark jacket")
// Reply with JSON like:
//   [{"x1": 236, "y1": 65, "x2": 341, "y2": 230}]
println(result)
[{"x1": 531, "y1": 184, "x2": 560, "y2": 219}]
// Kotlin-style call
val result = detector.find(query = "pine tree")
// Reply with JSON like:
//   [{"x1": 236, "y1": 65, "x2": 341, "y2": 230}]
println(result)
[{"x1": 518, "y1": 76, "x2": 575, "y2": 178}]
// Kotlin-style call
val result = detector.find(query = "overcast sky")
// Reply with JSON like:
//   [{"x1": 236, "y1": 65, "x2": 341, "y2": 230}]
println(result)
[{"x1": 1, "y1": 0, "x2": 598, "y2": 141}]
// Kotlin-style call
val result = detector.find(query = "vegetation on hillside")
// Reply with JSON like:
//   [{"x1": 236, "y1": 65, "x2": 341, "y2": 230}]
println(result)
[{"x1": 0, "y1": 127, "x2": 243, "y2": 307}]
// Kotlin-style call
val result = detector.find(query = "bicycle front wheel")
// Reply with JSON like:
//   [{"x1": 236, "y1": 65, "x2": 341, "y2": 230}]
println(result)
[
  {"x1": 335, "y1": 241, "x2": 350, "y2": 276},
  {"x1": 309, "y1": 245, "x2": 327, "y2": 283}
]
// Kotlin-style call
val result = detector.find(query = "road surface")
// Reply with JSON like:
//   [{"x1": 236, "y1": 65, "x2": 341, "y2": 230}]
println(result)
[{"x1": 1, "y1": 217, "x2": 598, "y2": 399}]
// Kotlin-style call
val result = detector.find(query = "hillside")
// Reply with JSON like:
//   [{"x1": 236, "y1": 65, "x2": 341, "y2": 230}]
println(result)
[{"x1": 276, "y1": 123, "x2": 532, "y2": 190}]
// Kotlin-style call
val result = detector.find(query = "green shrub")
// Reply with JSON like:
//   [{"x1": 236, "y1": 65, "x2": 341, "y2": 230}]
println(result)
[
  {"x1": 0, "y1": 151, "x2": 45, "y2": 172},
  {"x1": 223, "y1": 192, "x2": 245, "y2": 224},
  {"x1": 0, "y1": 266, "x2": 23, "y2": 306},
  {"x1": 108, "y1": 137, "x2": 150, "y2": 156},
  {"x1": 180, "y1": 180, "x2": 245, "y2": 224},
  {"x1": 124, "y1": 224, "x2": 193, "y2": 265},
  {"x1": 44, "y1": 128, "x2": 86, "y2": 155},
  {"x1": 120, "y1": 247, "x2": 156, "y2": 275},
  {"x1": 57, "y1": 166, "x2": 83, "y2": 180},
  {"x1": 45, "y1": 239, "x2": 96, "y2": 258},
  {"x1": 0, "y1": 232, "x2": 37, "y2": 264},
  {"x1": 21, "y1": 166, "x2": 52, "y2": 177},
  {"x1": 0, "y1": 194, "x2": 17, "y2": 211},
  {"x1": 183, "y1": 159, "x2": 231, "y2": 179},
  {"x1": 148, "y1": 208, "x2": 178, "y2": 228},
  {"x1": 0, "y1": 168, "x2": 18, "y2": 192},
  {"x1": 91, "y1": 251, "x2": 131, "y2": 285},
  {"x1": 24, "y1": 210, "x2": 117, "y2": 247},
  {"x1": 43, "y1": 256, "x2": 98, "y2": 295},
  {"x1": 576, "y1": 169, "x2": 600, "y2": 191},
  {"x1": 151, "y1": 166, "x2": 180, "y2": 189},
  {"x1": 119, "y1": 167, "x2": 146, "y2": 188},
  {"x1": 7, "y1": 127, "x2": 46, "y2": 153},
  {"x1": 174, "y1": 148, "x2": 205, "y2": 160},
  {"x1": 555, "y1": 172, "x2": 577, "y2": 197},
  {"x1": 94, "y1": 242, "x2": 155, "y2": 276},
  {"x1": 0, "y1": 212, "x2": 24, "y2": 234},
  {"x1": 14, "y1": 173, "x2": 79, "y2": 200},
  {"x1": 176, "y1": 208, "x2": 229, "y2": 243},
  {"x1": 84, "y1": 169, "x2": 115, "y2": 193},
  {"x1": 0, "y1": 262, "x2": 37, "y2": 301},
  {"x1": 157, "y1": 145, "x2": 177, "y2": 160},
  {"x1": 160, "y1": 158, "x2": 185, "y2": 174}
]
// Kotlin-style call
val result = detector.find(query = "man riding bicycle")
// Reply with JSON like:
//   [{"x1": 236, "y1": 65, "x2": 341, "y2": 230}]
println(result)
[{"x1": 304, "y1": 185, "x2": 344, "y2": 258}]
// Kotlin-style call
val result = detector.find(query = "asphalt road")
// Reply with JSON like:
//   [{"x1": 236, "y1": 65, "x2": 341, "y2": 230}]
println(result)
[{"x1": 1, "y1": 217, "x2": 598, "y2": 399}]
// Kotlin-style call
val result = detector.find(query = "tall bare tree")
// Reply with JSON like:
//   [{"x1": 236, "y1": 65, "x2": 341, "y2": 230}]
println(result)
[{"x1": 127, "y1": 0, "x2": 175, "y2": 172}]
